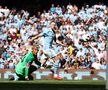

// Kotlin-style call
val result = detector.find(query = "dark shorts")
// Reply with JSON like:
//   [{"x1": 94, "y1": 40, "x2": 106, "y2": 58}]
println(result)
[{"x1": 16, "y1": 65, "x2": 37, "y2": 80}]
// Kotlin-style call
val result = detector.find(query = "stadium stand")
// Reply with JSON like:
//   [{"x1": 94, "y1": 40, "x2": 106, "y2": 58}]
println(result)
[{"x1": 0, "y1": 3, "x2": 107, "y2": 70}]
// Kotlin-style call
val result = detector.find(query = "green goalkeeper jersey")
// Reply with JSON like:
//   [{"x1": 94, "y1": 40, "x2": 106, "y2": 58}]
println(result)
[{"x1": 15, "y1": 51, "x2": 40, "y2": 77}]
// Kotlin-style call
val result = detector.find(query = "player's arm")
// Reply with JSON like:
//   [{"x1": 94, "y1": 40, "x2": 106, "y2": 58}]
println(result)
[
  {"x1": 29, "y1": 32, "x2": 44, "y2": 42},
  {"x1": 56, "y1": 41, "x2": 66, "y2": 47},
  {"x1": 55, "y1": 34, "x2": 66, "y2": 47},
  {"x1": 21, "y1": 52, "x2": 33, "y2": 80},
  {"x1": 34, "y1": 59, "x2": 41, "y2": 67},
  {"x1": 24, "y1": 66, "x2": 29, "y2": 80},
  {"x1": 30, "y1": 34, "x2": 41, "y2": 41}
]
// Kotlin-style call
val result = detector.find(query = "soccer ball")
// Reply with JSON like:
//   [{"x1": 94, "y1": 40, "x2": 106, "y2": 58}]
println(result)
[{"x1": 74, "y1": 76, "x2": 79, "y2": 80}]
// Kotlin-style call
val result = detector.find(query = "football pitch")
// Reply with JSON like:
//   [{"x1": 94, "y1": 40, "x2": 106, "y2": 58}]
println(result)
[
  {"x1": 0, "y1": 79, "x2": 105, "y2": 85},
  {"x1": 0, "y1": 80, "x2": 105, "y2": 90}
]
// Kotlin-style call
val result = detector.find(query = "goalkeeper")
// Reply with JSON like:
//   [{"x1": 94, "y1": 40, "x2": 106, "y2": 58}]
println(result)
[{"x1": 15, "y1": 46, "x2": 41, "y2": 80}]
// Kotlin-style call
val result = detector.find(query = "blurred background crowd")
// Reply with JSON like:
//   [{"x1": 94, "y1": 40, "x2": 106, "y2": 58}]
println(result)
[{"x1": 0, "y1": 3, "x2": 107, "y2": 70}]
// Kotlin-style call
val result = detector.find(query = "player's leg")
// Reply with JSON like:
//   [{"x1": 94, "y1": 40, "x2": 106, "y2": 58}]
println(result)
[
  {"x1": 28, "y1": 65, "x2": 37, "y2": 80},
  {"x1": 16, "y1": 73, "x2": 25, "y2": 80},
  {"x1": 53, "y1": 60, "x2": 62, "y2": 80}
]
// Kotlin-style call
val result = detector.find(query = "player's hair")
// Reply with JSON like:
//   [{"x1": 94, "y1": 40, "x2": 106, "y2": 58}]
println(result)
[
  {"x1": 50, "y1": 21, "x2": 56, "y2": 25},
  {"x1": 32, "y1": 45, "x2": 38, "y2": 49}
]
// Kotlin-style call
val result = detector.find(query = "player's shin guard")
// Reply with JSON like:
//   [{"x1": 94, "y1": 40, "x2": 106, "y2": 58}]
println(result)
[{"x1": 53, "y1": 61, "x2": 63, "y2": 80}]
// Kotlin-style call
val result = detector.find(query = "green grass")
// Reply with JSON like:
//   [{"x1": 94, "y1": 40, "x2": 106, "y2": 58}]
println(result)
[
  {"x1": 0, "y1": 79, "x2": 105, "y2": 90},
  {"x1": 0, "y1": 79, "x2": 105, "y2": 85}
]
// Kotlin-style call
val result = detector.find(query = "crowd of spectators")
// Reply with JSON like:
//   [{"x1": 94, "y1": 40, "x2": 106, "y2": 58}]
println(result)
[{"x1": 0, "y1": 3, "x2": 107, "y2": 70}]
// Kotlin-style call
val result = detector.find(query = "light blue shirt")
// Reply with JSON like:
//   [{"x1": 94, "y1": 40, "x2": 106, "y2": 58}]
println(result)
[{"x1": 40, "y1": 27, "x2": 56, "y2": 50}]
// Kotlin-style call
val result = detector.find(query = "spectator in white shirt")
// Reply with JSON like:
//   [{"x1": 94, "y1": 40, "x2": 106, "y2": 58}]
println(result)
[{"x1": 92, "y1": 60, "x2": 101, "y2": 70}]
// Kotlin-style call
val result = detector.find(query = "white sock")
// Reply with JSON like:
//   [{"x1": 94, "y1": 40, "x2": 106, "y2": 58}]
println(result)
[{"x1": 54, "y1": 74, "x2": 57, "y2": 77}]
